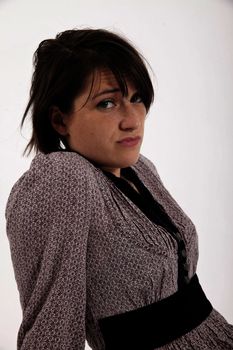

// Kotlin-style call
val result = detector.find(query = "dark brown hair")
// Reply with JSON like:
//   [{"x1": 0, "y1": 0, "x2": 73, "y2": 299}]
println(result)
[{"x1": 20, "y1": 28, "x2": 155, "y2": 156}]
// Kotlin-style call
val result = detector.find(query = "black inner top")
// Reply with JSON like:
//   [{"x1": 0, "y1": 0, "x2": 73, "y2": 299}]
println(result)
[{"x1": 102, "y1": 166, "x2": 190, "y2": 290}]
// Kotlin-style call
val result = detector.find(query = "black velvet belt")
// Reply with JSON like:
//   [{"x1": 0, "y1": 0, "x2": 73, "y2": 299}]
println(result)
[{"x1": 98, "y1": 274, "x2": 213, "y2": 350}]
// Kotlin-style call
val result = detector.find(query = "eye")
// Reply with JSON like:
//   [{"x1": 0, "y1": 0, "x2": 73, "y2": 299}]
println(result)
[
  {"x1": 131, "y1": 93, "x2": 143, "y2": 103},
  {"x1": 96, "y1": 99, "x2": 115, "y2": 110}
]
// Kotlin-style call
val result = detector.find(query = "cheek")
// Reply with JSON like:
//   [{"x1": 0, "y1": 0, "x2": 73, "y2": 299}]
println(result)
[
  {"x1": 68, "y1": 113, "x2": 117, "y2": 145},
  {"x1": 67, "y1": 122, "x2": 85, "y2": 147},
  {"x1": 90, "y1": 120, "x2": 115, "y2": 138},
  {"x1": 69, "y1": 119, "x2": 87, "y2": 137},
  {"x1": 70, "y1": 123, "x2": 102, "y2": 147}
]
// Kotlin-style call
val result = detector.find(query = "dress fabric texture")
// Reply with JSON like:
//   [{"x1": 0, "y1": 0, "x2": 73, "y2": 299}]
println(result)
[
  {"x1": 5, "y1": 150, "x2": 233, "y2": 350},
  {"x1": 102, "y1": 167, "x2": 190, "y2": 291}
]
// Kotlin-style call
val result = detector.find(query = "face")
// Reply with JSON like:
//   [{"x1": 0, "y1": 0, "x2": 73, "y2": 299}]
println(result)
[{"x1": 51, "y1": 68, "x2": 147, "y2": 177}]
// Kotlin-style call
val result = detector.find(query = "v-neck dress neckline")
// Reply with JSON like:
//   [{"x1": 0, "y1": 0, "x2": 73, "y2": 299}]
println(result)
[
  {"x1": 102, "y1": 166, "x2": 190, "y2": 290},
  {"x1": 102, "y1": 167, "x2": 178, "y2": 235}
]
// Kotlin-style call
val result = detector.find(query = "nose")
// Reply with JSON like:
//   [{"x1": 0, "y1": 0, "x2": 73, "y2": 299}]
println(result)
[{"x1": 119, "y1": 103, "x2": 141, "y2": 131}]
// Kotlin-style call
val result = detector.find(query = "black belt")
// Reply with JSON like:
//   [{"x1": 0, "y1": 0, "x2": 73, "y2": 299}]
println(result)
[{"x1": 98, "y1": 274, "x2": 213, "y2": 350}]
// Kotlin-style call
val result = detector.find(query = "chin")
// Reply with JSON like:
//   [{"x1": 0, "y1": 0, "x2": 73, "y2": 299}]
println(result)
[{"x1": 120, "y1": 153, "x2": 140, "y2": 168}]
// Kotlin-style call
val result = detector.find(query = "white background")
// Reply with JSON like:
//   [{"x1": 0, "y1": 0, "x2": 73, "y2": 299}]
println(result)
[{"x1": 0, "y1": 0, "x2": 233, "y2": 349}]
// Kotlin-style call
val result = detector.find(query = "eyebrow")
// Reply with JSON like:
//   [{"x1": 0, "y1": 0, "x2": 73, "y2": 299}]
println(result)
[{"x1": 92, "y1": 88, "x2": 121, "y2": 100}]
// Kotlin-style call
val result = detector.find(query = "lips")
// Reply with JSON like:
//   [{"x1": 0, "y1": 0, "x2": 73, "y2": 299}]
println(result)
[
  {"x1": 117, "y1": 136, "x2": 141, "y2": 147},
  {"x1": 118, "y1": 136, "x2": 141, "y2": 143}
]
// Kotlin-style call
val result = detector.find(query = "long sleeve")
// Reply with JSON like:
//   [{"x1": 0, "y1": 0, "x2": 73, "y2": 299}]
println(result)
[{"x1": 5, "y1": 152, "x2": 92, "y2": 350}]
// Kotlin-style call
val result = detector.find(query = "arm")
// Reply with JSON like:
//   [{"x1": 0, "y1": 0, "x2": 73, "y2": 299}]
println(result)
[{"x1": 5, "y1": 152, "x2": 92, "y2": 350}]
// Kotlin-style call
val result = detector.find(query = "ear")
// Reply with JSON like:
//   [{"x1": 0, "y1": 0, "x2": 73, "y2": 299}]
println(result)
[{"x1": 49, "y1": 106, "x2": 68, "y2": 136}]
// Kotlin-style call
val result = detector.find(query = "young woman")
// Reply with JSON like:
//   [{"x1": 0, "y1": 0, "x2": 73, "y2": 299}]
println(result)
[{"x1": 5, "y1": 28, "x2": 233, "y2": 350}]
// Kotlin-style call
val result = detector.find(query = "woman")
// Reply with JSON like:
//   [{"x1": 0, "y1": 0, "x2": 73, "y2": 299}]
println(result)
[{"x1": 5, "y1": 28, "x2": 233, "y2": 350}]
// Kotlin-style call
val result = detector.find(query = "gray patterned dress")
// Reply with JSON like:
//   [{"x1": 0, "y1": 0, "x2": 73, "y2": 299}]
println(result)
[{"x1": 5, "y1": 151, "x2": 233, "y2": 349}]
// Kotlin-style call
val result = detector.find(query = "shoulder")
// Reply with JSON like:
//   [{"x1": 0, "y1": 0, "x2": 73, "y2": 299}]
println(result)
[
  {"x1": 30, "y1": 151, "x2": 93, "y2": 177},
  {"x1": 21, "y1": 150, "x2": 95, "y2": 194},
  {"x1": 5, "y1": 151, "x2": 95, "y2": 220},
  {"x1": 26, "y1": 151, "x2": 99, "y2": 191},
  {"x1": 136, "y1": 153, "x2": 161, "y2": 179}
]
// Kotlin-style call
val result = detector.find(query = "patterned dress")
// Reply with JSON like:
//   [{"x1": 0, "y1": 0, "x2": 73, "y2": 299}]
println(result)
[{"x1": 5, "y1": 150, "x2": 233, "y2": 349}]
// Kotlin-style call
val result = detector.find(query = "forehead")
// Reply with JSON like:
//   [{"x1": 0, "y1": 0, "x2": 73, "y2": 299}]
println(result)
[
  {"x1": 73, "y1": 68, "x2": 136, "y2": 110},
  {"x1": 91, "y1": 69, "x2": 118, "y2": 93},
  {"x1": 86, "y1": 68, "x2": 135, "y2": 96}
]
